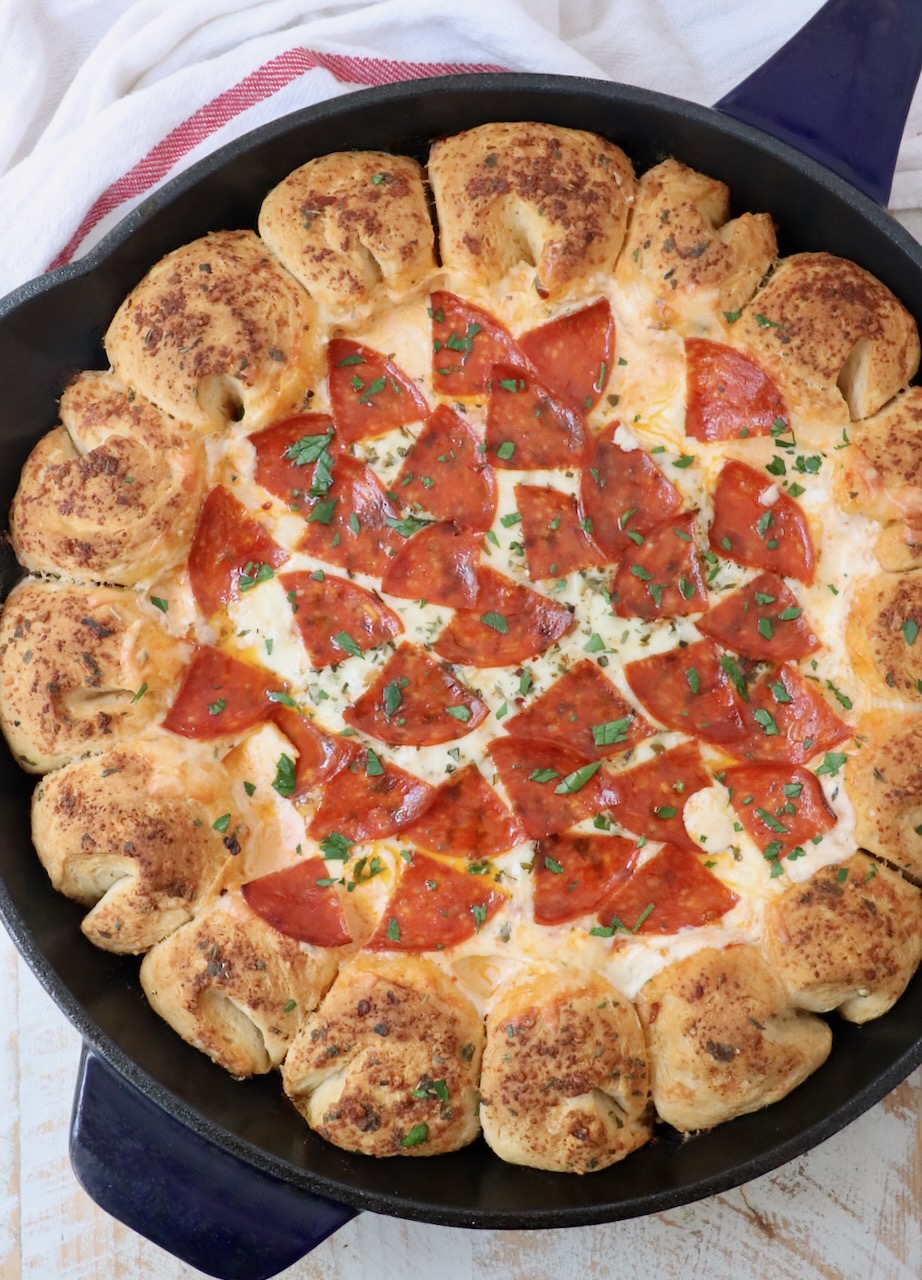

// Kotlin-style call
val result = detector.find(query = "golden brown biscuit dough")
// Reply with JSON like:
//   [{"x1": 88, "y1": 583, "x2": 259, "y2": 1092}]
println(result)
[
  {"x1": 835, "y1": 387, "x2": 922, "y2": 524},
  {"x1": 31, "y1": 737, "x2": 232, "y2": 953},
  {"x1": 616, "y1": 158, "x2": 775, "y2": 331},
  {"x1": 105, "y1": 229, "x2": 315, "y2": 431},
  {"x1": 283, "y1": 954, "x2": 483, "y2": 1157},
  {"x1": 0, "y1": 578, "x2": 185, "y2": 772},
  {"x1": 846, "y1": 571, "x2": 922, "y2": 705},
  {"x1": 259, "y1": 151, "x2": 435, "y2": 317},
  {"x1": 872, "y1": 522, "x2": 922, "y2": 572},
  {"x1": 429, "y1": 122, "x2": 634, "y2": 296},
  {"x1": 479, "y1": 970, "x2": 651, "y2": 1173},
  {"x1": 764, "y1": 853, "x2": 922, "y2": 1022},
  {"x1": 10, "y1": 373, "x2": 206, "y2": 586},
  {"x1": 738, "y1": 252, "x2": 920, "y2": 425},
  {"x1": 846, "y1": 711, "x2": 922, "y2": 878},
  {"x1": 141, "y1": 891, "x2": 338, "y2": 1075},
  {"x1": 636, "y1": 944, "x2": 832, "y2": 1132}
]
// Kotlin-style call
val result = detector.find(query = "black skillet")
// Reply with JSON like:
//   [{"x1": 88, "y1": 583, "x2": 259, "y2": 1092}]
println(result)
[{"x1": 3, "y1": 2, "x2": 922, "y2": 1276}]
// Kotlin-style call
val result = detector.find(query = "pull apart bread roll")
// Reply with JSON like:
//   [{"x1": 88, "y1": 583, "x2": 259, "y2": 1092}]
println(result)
[
  {"x1": 846, "y1": 711, "x2": 922, "y2": 879},
  {"x1": 429, "y1": 122, "x2": 634, "y2": 296},
  {"x1": 259, "y1": 151, "x2": 436, "y2": 317},
  {"x1": 141, "y1": 892, "x2": 339, "y2": 1077},
  {"x1": 105, "y1": 229, "x2": 315, "y2": 431},
  {"x1": 10, "y1": 371, "x2": 206, "y2": 585},
  {"x1": 737, "y1": 252, "x2": 920, "y2": 426},
  {"x1": 616, "y1": 157, "x2": 776, "y2": 331},
  {"x1": 764, "y1": 853, "x2": 922, "y2": 1023},
  {"x1": 31, "y1": 737, "x2": 233, "y2": 953},
  {"x1": 479, "y1": 970, "x2": 651, "y2": 1173},
  {"x1": 636, "y1": 945, "x2": 831, "y2": 1133},
  {"x1": 0, "y1": 578, "x2": 185, "y2": 772},
  {"x1": 283, "y1": 954, "x2": 484, "y2": 1157},
  {"x1": 846, "y1": 570, "x2": 922, "y2": 704}
]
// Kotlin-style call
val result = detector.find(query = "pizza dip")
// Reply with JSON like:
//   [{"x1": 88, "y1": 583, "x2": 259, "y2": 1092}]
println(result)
[{"x1": 4, "y1": 122, "x2": 922, "y2": 1173}]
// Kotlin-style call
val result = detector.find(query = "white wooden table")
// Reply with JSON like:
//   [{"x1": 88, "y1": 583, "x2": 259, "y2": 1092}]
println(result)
[{"x1": 3, "y1": 922, "x2": 920, "y2": 1280}]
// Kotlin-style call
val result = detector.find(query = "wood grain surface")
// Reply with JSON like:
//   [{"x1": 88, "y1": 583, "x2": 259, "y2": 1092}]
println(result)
[{"x1": 2, "y1": 922, "x2": 920, "y2": 1280}]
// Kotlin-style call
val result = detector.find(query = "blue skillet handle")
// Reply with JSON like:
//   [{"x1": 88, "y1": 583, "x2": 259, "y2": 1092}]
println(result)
[
  {"x1": 69, "y1": 1047, "x2": 357, "y2": 1280},
  {"x1": 717, "y1": 0, "x2": 922, "y2": 205}
]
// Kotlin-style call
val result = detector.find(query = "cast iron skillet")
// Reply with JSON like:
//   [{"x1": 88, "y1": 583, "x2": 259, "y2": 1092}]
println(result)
[{"x1": 3, "y1": 3, "x2": 922, "y2": 1277}]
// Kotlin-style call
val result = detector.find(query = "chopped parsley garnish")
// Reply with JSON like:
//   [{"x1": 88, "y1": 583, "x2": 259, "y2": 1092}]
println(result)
[
  {"x1": 272, "y1": 753, "x2": 297, "y2": 798},
  {"x1": 554, "y1": 761, "x2": 602, "y2": 794}
]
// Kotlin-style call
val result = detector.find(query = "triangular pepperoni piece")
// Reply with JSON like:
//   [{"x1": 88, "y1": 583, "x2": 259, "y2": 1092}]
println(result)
[
  {"x1": 308, "y1": 744, "x2": 434, "y2": 843},
  {"x1": 366, "y1": 852, "x2": 505, "y2": 952},
  {"x1": 709, "y1": 459, "x2": 815, "y2": 584},
  {"x1": 611, "y1": 512, "x2": 707, "y2": 620},
  {"x1": 400, "y1": 764, "x2": 525, "y2": 858},
  {"x1": 533, "y1": 832, "x2": 636, "y2": 925},
  {"x1": 486, "y1": 365, "x2": 589, "y2": 469},
  {"x1": 430, "y1": 291, "x2": 523, "y2": 396},
  {"x1": 271, "y1": 704, "x2": 352, "y2": 798},
  {"x1": 250, "y1": 414, "x2": 337, "y2": 515},
  {"x1": 163, "y1": 645, "x2": 272, "y2": 738},
  {"x1": 242, "y1": 859, "x2": 352, "y2": 947},
  {"x1": 602, "y1": 742, "x2": 714, "y2": 853},
  {"x1": 728, "y1": 664, "x2": 851, "y2": 765},
  {"x1": 297, "y1": 453, "x2": 402, "y2": 576},
  {"x1": 393, "y1": 404, "x2": 496, "y2": 531},
  {"x1": 697, "y1": 571, "x2": 820, "y2": 662},
  {"x1": 188, "y1": 485, "x2": 289, "y2": 617},
  {"x1": 505, "y1": 658, "x2": 653, "y2": 759},
  {"x1": 599, "y1": 844, "x2": 739, "y2": 935},
  {"x1": 579, "y1": 425, "x2": 683, "y2": 561},
  {"x1": 343, "y1": 644, "x2": 488, "y2": 747},
  {"x1": 624, "y1": 637, "x2": 748, "y2": 746},
  {"x1": 432, "y1": 567, "x2": 574, "y2": 667},
  {"x1": 487, "y1": 737, "x2": 608, "y2": 839},
  {"x1": 280, "y1": 570, "x2": 402, "y2": 668},
  {"x1": 519, "y1": 299, "x2": 615, "y2": 415},
  {"x1": 328, "y1": 338, "x2": 429, "y2": 443},
  {"x1": 684, "y1": 338, "x2": 789, "y2": 442},
  {"x1": 515, "y1": 484, "x2": 607, "y2": 579},
  {"x1": 722, "y1": 762, "x2": 836, "y2": 862},
  {"x1": 380, "y1": 523, "x2": 483, "y2": 609}
]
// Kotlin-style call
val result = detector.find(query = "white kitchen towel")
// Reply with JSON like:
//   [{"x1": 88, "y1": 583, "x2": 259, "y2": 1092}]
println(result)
[{"x1": 1, "y1": 0, "x2": 921, "y2": 299}]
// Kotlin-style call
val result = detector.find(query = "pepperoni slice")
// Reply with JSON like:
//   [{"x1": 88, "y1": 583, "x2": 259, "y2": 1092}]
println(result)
[
  {"x1": 366, "y1": 852, "x2": 505, "y2": 952},
  {"x1": 684, "y1": 338, "x2": 788, "y2": 442},
  {"x1": 328, "y1": 338, "x2": 428, "y2": 443},
  {"x1": 242, "y1": 859, "x2": 352, "y2": 947},
  {"x1": 504, "y1": 658, "x2": 653, "y2": 760},
  {"x1": 297, "y1": 453, "x2": 402, "y2": 576},
  {"x1": 487, "y1": 737, "x2": 608, "y2": 839},
  {"x1": 723, "y1": 763, "x2": 836, "y2": 862},
  {"x1": 430, "y1": 291, "x2": 523, "y2": 396},
  {"x1": 533, "y1": 832, "x2": 636, "y2": 925},
  {"x1": 519, "y1": 299, "x2": 615, "y2": 415},
  {"x1": 729, "y1": 664, "x2": 851, "y2": 765},
  {"x1": 393, "y1": 404, "x2": 496, "y2": 531},
  {"x1": 624, "y1": 638, "x2": 748, "y2": 746},
  {"x1": 280, "y1": 570, "x2": 402, "y2": 668},
  {"x1": 599, "y1": 844, "x2": 739, "y2": 935},
  {"x1": 188, "y1": 486, "x2": 289, "y2": 617},
  {"x1": 611, "y1": 512, "x2": 707, "y2": 620},
  {"x1": 709, "y1": 459, "x2": 815, "y2": 584},
  {"x1": 163, "y1": 645, "x2": 272, "y2": 737},
  {"x1": 271, "y1": 705, "x2": 352, "y2": 798},
  {"x1": 602, "y1": 742, "x2": 714, "y2": 853},
  {"x1": 399, "y1": 764, "x2": 525, "y2": 858},
  {"x1": 515, "y1": 484, "x2": 606, "y2": 579},
  {"x1": 579, "y1": 425, "x2": 683, "y2": 561},
  {"x1": 696, "y1": 572, "x2": 820, "y2": 662},
  {"x1": 343, "y1": 645, "x2": 488, "y2": 747},
  {"x1": 432, "y1": 567, "x2": 574, "y2": 667},
  {"x1": 250, "y1": 414, "x2": 337, "y2": 515},
  {"x1": 308, "y1": 744, "x2": 435, "y2": 843},
  {"x1": 485, "y1": 365, "x2": 589, "y2": 469},
  {"x1": 380, "y1": 523, "x2": 482, "y2": 609}
]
